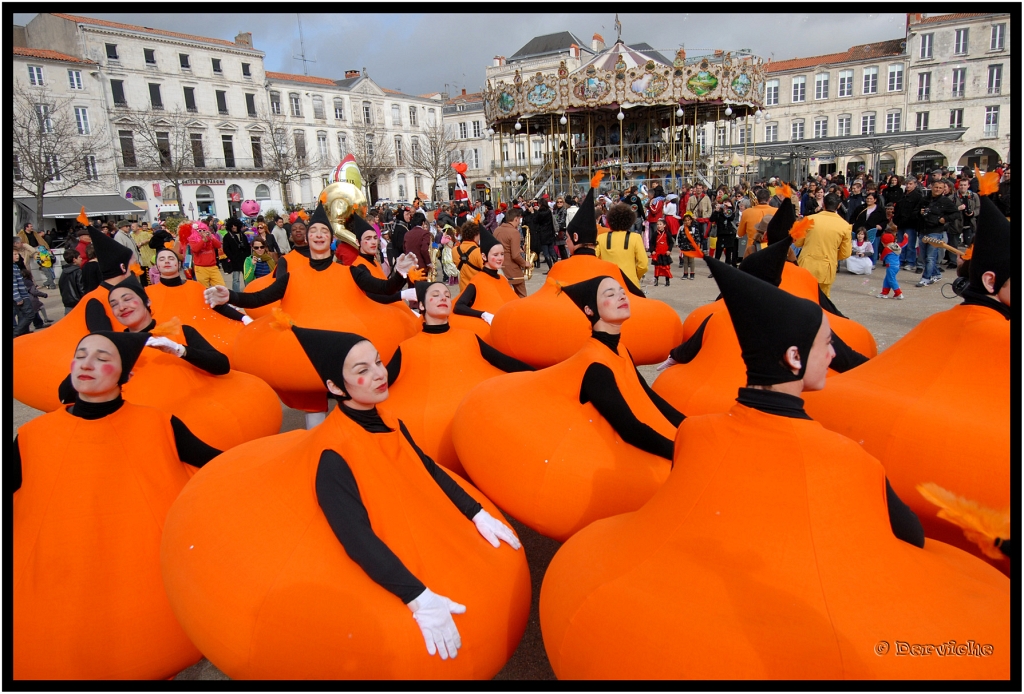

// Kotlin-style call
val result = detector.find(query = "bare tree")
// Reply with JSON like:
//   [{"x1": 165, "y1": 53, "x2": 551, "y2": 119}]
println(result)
[
  {"x1": 252, "y1": 107, "x2": 320, "y2": 208},
  {"x1": 13, "y1": 84, "x2": 114, "y2": 225},
  {"x1": 349, "y1": 120, "x2": 396, "y2": 204},
  {"x1": 408, "y1": 120, "x2": 459, "y2": 203}
]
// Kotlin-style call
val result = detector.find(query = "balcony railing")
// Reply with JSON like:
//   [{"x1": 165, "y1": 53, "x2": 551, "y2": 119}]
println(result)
[{"x1": 116, "y1": 156, "x2": 268, "y2": 172}]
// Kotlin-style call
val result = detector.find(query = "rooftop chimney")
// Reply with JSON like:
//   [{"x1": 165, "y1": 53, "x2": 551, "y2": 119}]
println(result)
[
  {"x1": 493, "y1": 55, "x2": 506, "y2": 67},
  {"x1": 461, "y1": 88, "x2": 467, "y2": 96},
  {"x1": 714, "y1": 49, "x2": 724, "y2": 57},
  {"x1": 234, "y1": 31, "x2": 252, "y2": 48},
  {"x1": 569, "y1": 43, "x2": 580, "y2": 59},
  {"x1": 345, "y1": 69, "x2": 360, "y2": 79},
  {"x1": 592, "y1": 33, "x2": 605, "y2": 52},
  {"x1": 907, "y1": 12, "x2": 925, "y2": 27}
]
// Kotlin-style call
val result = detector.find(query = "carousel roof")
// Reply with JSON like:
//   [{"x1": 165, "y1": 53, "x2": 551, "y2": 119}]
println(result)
[{"x1": 577, "y1": 40, "x2": 671, "y2": 72}]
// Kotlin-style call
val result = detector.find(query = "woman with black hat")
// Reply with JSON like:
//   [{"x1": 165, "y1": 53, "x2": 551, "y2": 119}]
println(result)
[
  {"x1": 221, "y1": 217, "x2": 251, "y2": 292},
  {"x1": 14, "y1": 330, "x2": 220, "y2": 679},
  {"x1": 450, "y1": 224, "x2": 519, "y2": 340},
  {"x1": 348, "y1": 213, "x2": 420, "y2": 304}
]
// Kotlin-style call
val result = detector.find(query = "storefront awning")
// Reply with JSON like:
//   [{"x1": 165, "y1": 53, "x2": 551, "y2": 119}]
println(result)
[{"x1": 14, "y1": 194, "x2": 145, "y2": 219}]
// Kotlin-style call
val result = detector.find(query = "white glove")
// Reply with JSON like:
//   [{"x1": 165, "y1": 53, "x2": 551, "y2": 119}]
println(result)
[
  {"x1": 472, "y1": 509, "x2": 521, "y2": 550},
  {"x1": 655, "y1": 355, "x2": 678, "y2": 371},
  {"x1": 481, "y1": 312, "x2": 494, "y2": 325},
  {"x1": 241, "y1": 314, "x2": 254, "y2": 325},
  {"x1": 407, "y1": 587, "x2": 465, "y2": 660},
  {"x1": 204, "y1": 285, "x2": 230, "y2": 307},
  {"x1": 146, "y1": 335, "x2": 186, "y2": 358},
  {"x1": 400, "y1": 288, "x2": 418, "y2": 302},
  {"x1": 396, "y1": 253, "x2": 418, "y2": 277}
]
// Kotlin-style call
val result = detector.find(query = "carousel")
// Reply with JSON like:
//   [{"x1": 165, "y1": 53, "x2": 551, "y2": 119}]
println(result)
[{"x1": 482, "y1": 38, "x2": 769, "y2": 200}]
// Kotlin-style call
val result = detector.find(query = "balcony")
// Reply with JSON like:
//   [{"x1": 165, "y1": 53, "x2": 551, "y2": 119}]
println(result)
[
  {"x1": 115, "y1": 156, "x2": 268, "y2": 174},
  {"x1": 917, "y1": 93, "x2": 930, "y2": 102},
  {"x1": 951, "y1": 89, "x2": 964, "y2": 98},
  {"x1": 987, "y1": 87, "x2": 1001, "y2": 95}
]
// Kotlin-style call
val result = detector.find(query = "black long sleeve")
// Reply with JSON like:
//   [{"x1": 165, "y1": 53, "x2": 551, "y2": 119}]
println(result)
[
  {"x1": 58, "y1": 374, "x2": 76, "y2": 404},
  {"x1": 453, "y1": 283, "x2": 484, "y2": 318},
  {"x1": 179, "y1": 325, "x2": 230, "y2": 375},
  {"x1": 386, "y1": 347, "x2": 402, "y2": 386},
  {"x1": 227, "y1": 256, "x2": 289, "y2": 308},
  {"x1": 170, "y1": 415, "x2": 221, "y2": 468},
  {"x1": 579, "y1": 363, "x2": 675, "y2": 461},
  {"x1": 212, "y1": 303, "x2": 246, "y2": 321},
  {"x1": 350, "y1": 265, "x2": 407, "y2": 298},
  {"x1": 817, "y1": 287, "x2": 847, "y2": 318},
  {"x1": 619, "y1": 271, "x2": 645, "y2": 298},
  {"x1": 885, "y1": 478, "x2": 925, "y2": 548},
  {"x1": 634, "y1": 364, "x2": 685, "y2": 427},
  {"x1": 13, "y1": 437, "x2": 22, "y2": 493},
  {"x1": 476, "y1": 337, "x2": 534, "y2": 372},
  {"x1": 669, "y1": 314, "x2": 711, "y2": 364},
  {"x1": 398, "y1": 421, "x2": 482, "y2": 520},
  {"x1": 829, "y1": 331, "x2": 869, "y2": 373},
  {"x1": 315, "y1": 449, "x2": 426, "y2": 604}
]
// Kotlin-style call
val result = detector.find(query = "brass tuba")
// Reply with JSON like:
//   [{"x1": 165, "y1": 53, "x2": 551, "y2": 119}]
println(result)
[
  {"x1": 522, "y1": 223, "x2": 537, "y2": 281},
  {"x1": 427, "y1": 245, "x2": 441, "y2": 282},
  {"x1": 322, "y1": 182, "x2": 368, "y2": 251}
]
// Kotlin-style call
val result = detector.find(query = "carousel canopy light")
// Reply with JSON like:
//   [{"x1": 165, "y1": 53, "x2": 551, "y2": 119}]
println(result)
[
  {"x1": 560, "y1": 114, "x2": 567, "y2": 125},
  {"x1": 725, "y1": 105, "x2": 733, "y2": 116},
  {"x1": 514, "y1": 120, "x2": 522, "y2": 130},
  {"x1": 617, "y1": 109, "x2": 625, "y2": 121},
  {"x1": 676, "y1": 107, "x2": 684, "y2": 117}
]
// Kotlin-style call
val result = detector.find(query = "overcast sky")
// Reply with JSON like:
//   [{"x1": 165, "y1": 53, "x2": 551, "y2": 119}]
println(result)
[{"x1": 15, "y1": 12, "x2": 909, "y2": 95}]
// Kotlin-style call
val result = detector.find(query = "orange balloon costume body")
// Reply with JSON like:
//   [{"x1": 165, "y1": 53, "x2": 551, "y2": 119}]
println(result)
[
  {"x1": 15, "y1": 404, "x2": 202, "y2": 679},
  {"x1": 488, "y1": 252, "x2": 683, "y2": 367},
  {"x1": 160, "y1": 407, "x2": 530, "y2": 679},
  {"x1": 381, "y1": 326, "x2": 506, "y2": 477},
  {"x1": 143, "y1": 279, "x2": 244, "y2": 355},
  {"x1": 240, "y1": 269, "x2": 278, "y2": 318},
  {"x1": 230, "y1": 255, "x2": 419, "y2": 411},
  {"x1": 540, "y1": 402, "x2": 1010, "y2": 679},
  {"x1": 449, "y1": 269, "x2": 518, "y2": 342},
  {"x1": 453, "y1": 336, "x2": 676, "y2": 541},
  {"x1": 804, "y1": 303, "x2": 1010, "y2": 571}
]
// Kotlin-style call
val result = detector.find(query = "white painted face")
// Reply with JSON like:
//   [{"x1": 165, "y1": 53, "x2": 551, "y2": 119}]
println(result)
[
  {"x1": 591, "y1": 277, "x2": 630, "y2": 325},
  {"x1": 423, "y1": 283, "x2": 452, "y2": 321},
  {"x1": 71, "y1": 334, "x2": 123, "y2": 399},
  {"x1": 108, "y1": 286, "x2": 152, "y2": 332},
  {"x1": 326, "y1": 340, "x2": 389, "y2": 408}
]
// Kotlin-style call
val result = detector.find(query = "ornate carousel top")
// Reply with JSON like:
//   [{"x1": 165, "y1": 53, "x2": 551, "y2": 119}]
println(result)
[{"x1": 483, "y1": 41, "x2": 768, "y2": 125}]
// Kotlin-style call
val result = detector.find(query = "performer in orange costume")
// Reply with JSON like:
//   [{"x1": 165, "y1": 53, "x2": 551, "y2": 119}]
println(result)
[
  {"x1": 160, "y1": 323, "x2": 530, "y2": 679},
  {"x1": 453, "y1": 276, "x2": 684, "y2": 541},
  {"x1": 488, "y1": 174, "x2": 683, "y2": 367},
  {"x1": 14, "y1": 331, "x2": 219, "y2": 679},
  {"x1": 450, "y1": 224, "x2": 519, "y2": 342},
  {"x1": 540, "y1": 257, "x2": 1009, "y2": 680}
]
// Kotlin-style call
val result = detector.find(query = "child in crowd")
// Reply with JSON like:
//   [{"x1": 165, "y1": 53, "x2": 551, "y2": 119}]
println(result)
[
  {"x1": 676, "y1": 213, "x2": 700, "y2": 280},
  {"x1": 58, "y1": 247, "x2": 86, "y2": 314},
  {"x1": 877, "y1": 227, "x2": 909, "y2": 300},
  {"x1": 652, "y1": 218, "x2": 674, "y2": 287}
]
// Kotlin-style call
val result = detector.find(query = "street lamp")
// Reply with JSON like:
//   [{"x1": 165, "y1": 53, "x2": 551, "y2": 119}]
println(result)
[{"x1": 188, "y1": 202, "x2": 195, "y2": 220}]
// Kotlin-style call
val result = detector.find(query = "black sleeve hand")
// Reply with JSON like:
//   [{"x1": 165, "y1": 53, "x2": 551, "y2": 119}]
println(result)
[
  {"x1": 350, "y1": 265, "x2": 406, "y2": 297},
  {"x1": 58, "y1": 374, "x2": 77, "y2": 405},
  {"x1": 212, "y1": 303, "x2": 246, "y2": 321},
  {"x1": 829, "y1": 331, "x2": 870, "y2": 373},
  {"x1": 579, "y1": 363, "x2": 675, "y2": 461},
  {"x1": 477, "y1": 337, "x2": 534, "y2": 372},
  {"x1": 885, "y1": 478, "x2": 925, "y2": 548},
  {"x1": 399, "y1": 422, "x2": 482, "y2": 520},
  {"x1": 633, "y1": 362, "x2": 685, "y2": 427},
  {"x1": 669, "y1": 314, "x2": 711, "y2": 364},
  {"x1": 170, "y1": 416, "x2": 222, "y2": 468},
  {"x1": 453, "y1": 284, "x2": 483, "y2": 318},
  {"x1": 386, "y1": 347, "x2": 402, "y2": 386},
  {"x1": 84, "y1": 297, "x2": 113, "y2": 332},
  {"x1": 227, "y1": 257, "x2": 289, "y2": 308},
  {"x1": 620, "y1": 271, "x2": 645, "y2": 297},
  {"x1": 180, "y1": 325, "x2": 231, "y2": 375}
]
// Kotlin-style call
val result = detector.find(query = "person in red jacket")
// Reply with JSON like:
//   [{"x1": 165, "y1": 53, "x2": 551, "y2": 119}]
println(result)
[{"x1": 188, "y1": 221, "x2": 225, "y2": 288}]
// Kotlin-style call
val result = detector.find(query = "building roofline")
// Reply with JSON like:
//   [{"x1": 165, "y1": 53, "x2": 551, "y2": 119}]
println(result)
[
  {"x1": 49, "y1": 12, "x2": 263, "y2": 55},
  {"x1": 14, "y1": 46, "x2": 97, "y2": 64}
]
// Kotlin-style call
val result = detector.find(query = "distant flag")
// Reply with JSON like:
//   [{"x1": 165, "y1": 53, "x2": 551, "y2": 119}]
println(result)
[
  {"x1": 76, "y1": 206, "x2": 90, "y2": 225},
  {"x1": 614, "y1": 14, "x2": 622, "y2": 41}
]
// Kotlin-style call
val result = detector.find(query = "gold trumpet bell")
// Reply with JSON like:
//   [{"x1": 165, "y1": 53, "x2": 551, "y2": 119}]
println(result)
[{"x1": 323, "y1": 181, "x2": 367, "y2": 249}]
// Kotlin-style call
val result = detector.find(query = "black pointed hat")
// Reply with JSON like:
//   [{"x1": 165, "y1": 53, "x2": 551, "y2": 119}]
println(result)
[
  {"x1": 108, "y1": 274, "x2": 150, "y2": 307},
  {"x1": 478, "y1": 224, "x2": 502, "y2": 257},
  {"x1": 89, "y1": 227, "x2": 134, "y2": 279},
  {"x1": 348, "y1": 213, "x2": 377, "y2": 243},
  {"x1": 738, "y1": 235, "x2": 791, "y2": 287},
  {"x1": 290, "y1": 325, "x2": 370, "y2": 399},
  {"x1": 705, "y1": 255, "x2": 822, "y2": 387},
  {"x1": 414, "y1": 280, "x2": 448, "y2": 307},
  {"x1": 307, "y1": 200, "x2": 332, "y2": 230},
  {"x1": 566, "y1": 172, "x2": 605, "y2": 246},
  {"x1": 559, "y1": 275, "x2": 614, "y2": 325},
  {"x1": 765, "y1": 197, "x2": 797, "y2": 246},
  {"x1": 968, "y1": 196, "x2": 1011, "y2": 295},
  {"x1": 75, "y1": 330, "x2": 151, "y2": 385}
]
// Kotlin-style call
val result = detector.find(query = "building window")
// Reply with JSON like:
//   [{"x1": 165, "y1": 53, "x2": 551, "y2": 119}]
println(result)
[
  {"x1": 337, "y1": 133, "x2": 347, "y2": 156},
  {"x1": 501, "y1": 143, "x2": 508, "y2": 162},
  {"x1": 954, "y1": 28, "x2": 969, "y2": 55},
  {"x1": 470, "y1": 149, "x2": 481, "y2": 169},
  {"x1": 860, "y1": 113, "x2": 876, "y2": 135},
  {"x1": 920, "y1": 34, "x2": 933, "y2": 59},
  {"x1": 837, "y1": 70, "x2": 852, "y2": 98},
  {"x1": 36, "y1": 104, "x2": 53, "y2": 133},
  {"x1": 715, "y1": 126, "x2": 726, "y2": 147},
  {"x1": 365, "y1": 134, "x2": 374, "y2": 157},
  {"x1": 814, "y1": 73, "x2": 829, "y2": 100},
  {"x1": 885, "y1": 111, "x2": 901, "y2": 133},
  {"x1": 791, "y1": 120, "x2": 804, "y2": 141},
  {"x1": 395, "y1": 136, "x2": 404, "y2": 165},
  {"x1": 105, "y1": 43, "x2": 119, "y2": 60},
  {"x1": 990, "y1": 23, "x2": 1005, "y2": 51},
  {"x1": 391, "y1": 104, "x2": 401, "y2": 126},
  {"x1": 459, "y1": 122, "x2": 468, "y2": 139},
  {"x1": 84, "y1": 154, "x2": 99, "y2": 181},
  {"x1": 179, "y1": 53, "x2": 191, "y2": 70},
  {"x1": 414, "y1": 175, "x2": 423, "y2": 196},
  {"x1": 984, "y1": 106, "x2": 999, "y2": 137},
  {"x1": 813, "y1": 118, "x2": 827, "y2": 139},
  {"x1": 456, "y1": 103, "x2": 465, "y2": 112},
  {"x1": 473, "y1": 120, "x2": 482, "y2": 138},
  {"x1": 915, "y1": 112, "x2": 929, "y2": 131},
  {"x1": 294, "y1": 131, "x2": 307, "y2": 163},
  {"x1": 111, "y1": 79, "x2": 126, "y2": 106},
  {"x1": 28, "y1": 65, "x2": 44, "y2": 86},
  {"x1": 211, "y1": 58, "x2": 222, "y2": 73},
  {"x1": 764, "y1": 79, "x2": 779, "y2": 106},
  {"x1": 317, "y1": 131, "x2": 329, "y2": 159},
  {"x1": 220, "y1": 135, "x2": 234, "y2": 168},
  {"x1": 195, "y1": 185, "x2": 214, "y2": 215},
  {"x1": 255, "y1": 183, "x2": 271, "y2": 200},
  {"x1": 242, "y1": 62, "x2": 251, "y2": 77},
  {"x1": 245, "y1": 93, "x2": 257, "y2": 118},
  {"x1": 917, "y1": 72, "x2": 931, "y2": 101},
  {"x1": 46, "y1": 155, "x2": 61, "y2": 181},
  {"x1": 887, "y1": 64, "x2": 903, "y2": 91},
  {"x1": 119, "y1": 130, "x2": 136, "y2": 167},
  {"x1": 987, "y1": 65, "x2": 1002, "y2": 94},
  {"x1": 144, "y1": 48, "x2": 156, "y2": 65},
  {"x1": 791, "y1": 76, "x2": 806, "y2": 103},
  {"x1": 409, "y1": 106, "x2": 418, "y2": 127},
  {"x1": 334, "y1": 98, "x2": 345, "y2": 120},
  {"x1": 312, "y1": 96, "x2": 325, "y2": 120},
  {"x1": 183, "y1": 87, "x2": 197, "y2": 112},
  {"x1": 14, "y1": 154, "x2": 23, "y2": 181},
  {"x1": 427, "y1": 108, "x2": 436, "y2": 126},
  {"x1": 397, "y1": 174, "x2": 407, "y2": 200},
  {"x1": 251, "y1": 136, "x2": 262, "y2": 168},
  {"x1": 764, "y1": 123, "x2": 777, "y2": 142},
  {"x1": 697, "y1": 129, "x2": 706, "y2": 154},
  {"x1": 862, "y1": 67, "x2": 878, "y2": 95},
  {"x1": 290, "y1": 93, "x2": 301, "y2": 117},
  {"x1": 156, "y1": 131, "x2": 171, "y2": 166},
  {"x1": 270, "y1": 91, "x2": 281, "y2": 115},
  {"x1": 74, "y1": 106, "x2": 90, "y2": 135},
  {"x1": 362, "y1": 101, "x2": 372, "y2": 125},
  {"x1": 67, "y1": 69, "x2": 83, "y2": 90},
  {"x1": 149, "y1": 83, "x2": 163, "y2": 110},
  {"x1": 190, "y1": 133, "x2": 206, "y2": 167},
  {"x1": 216, "y1": 90, "x2": 228, "y2": 115},
  {"x1": 516, "y1": 141, "x2": 526, "y2": 163},
  {"x1": 951, "y1": 68, "x2": 966, "y2": 98},
  {"x1": 837, "y1": 115, "x2": 851, "y2": 137},
  {"x1": 949, "y1": 108, "x2": 964, "y2": 129},
  {"x1": 410, "y1": 136, "x2": 420, "y2": 160},
  {"x1": 532, "y1": 139, "x2": 543, "y2": 160}
]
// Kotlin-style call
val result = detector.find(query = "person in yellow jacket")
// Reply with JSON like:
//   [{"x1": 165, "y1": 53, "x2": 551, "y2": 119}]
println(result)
[
  {"x1": 595, "y1": 203, "x2": 648, "y2": 287},
  {"x1": 792, "y1": 192, "x2": 852, "y2": 298}
]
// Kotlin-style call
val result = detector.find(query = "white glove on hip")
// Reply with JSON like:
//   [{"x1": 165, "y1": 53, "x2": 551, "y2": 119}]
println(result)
[
  {"x1": 396, "y1": 253, "x2": 418, "y2": 277},
  {"x1": 472, "y1": 509, "x2": 521, "y2": 550},
  {"x1": 655, "y1": 355, "x2": 678, "y2": 371},
  {"x1": 481, "y1": 312, "x2": 494, "y2": 325},
  {"x1": 146, "y1": 335, "x2": 186, "y2": 358},
  {"x1": 401, "y1": 288, "x2": 418, "y2": 302},
  {"x1": 203, "y1": 285, "x2": 230, "y2": 307},
  {"x1": 240, "y1": 314, "x2": 254, "y2": 325},
  {"x1": 407, "y1": 587, "x2": 465, "y2": 660}
]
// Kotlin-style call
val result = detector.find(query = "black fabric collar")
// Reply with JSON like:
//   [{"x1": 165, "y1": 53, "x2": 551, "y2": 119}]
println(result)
[
  {"x1": 338, "y1": 402, "x2": 393, "y2": 433},
  {"x1": 293, "y1": 245, "x2": 311, "y2": 257},
  {"x1": 359, "y1": 253, "x2": 379, "y2": 265},
  {"x1": 591, "y1": 329, "x2": 621, "y2": 354},
  {"x1": 422, "y1": 322, "x2": 450, "y2": 334},
  {"x1": 309, "y1": 256, "x2": 334, "y2": 271},
  {"x1": 960, "y1": 287, "x2": 1011, "y2": 320},
  {"x1": 133, "y1": 318, "x2": 158, "y2": 333},
  {"x1": 482, "y1": 267, "x2": 500, "y2": 279},
  {"x1": 736, "y1": 387, "x2": 811, "y2": 420},
  {"x1": 572, "y1": 247, "x2": 596, "y2": 256},
  {"x1": 159, "y1": 275, "x2": 184, "y2": 287},
  {"x1": 69, "y1": 395, "x2": 125, "y2": 420}
]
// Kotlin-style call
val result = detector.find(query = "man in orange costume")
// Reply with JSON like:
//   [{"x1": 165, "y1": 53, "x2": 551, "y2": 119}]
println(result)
[{"x1": 737, "y1": 187, "x2": 775, "y2": 257}]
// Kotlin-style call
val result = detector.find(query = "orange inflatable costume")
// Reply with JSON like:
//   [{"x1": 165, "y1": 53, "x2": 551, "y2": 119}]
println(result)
[
  {"x1": 450, "y1": 270, "x2": 518, "y2": 342},
  {"x1": 161, "y1": 326, "x2": 530, "y2": 679},
  {"x1": 540, "y1": 259, "x2": 1009, "y2": 680},
  {"x1": 144, "y1": 274, "x2": 244, "y2": 354},
  {"x1": 14, "y1": 332, "x2": 211, "y2": 680},
  {"x1": 453, "y1": 277, "x2": 682, "y2": 541},
  {"x1": 804, "y1": 191, "x2": 1011, "y2": 571},
  {"x1": 489, "y1": 176, "x2": 682, "y2": 367}
]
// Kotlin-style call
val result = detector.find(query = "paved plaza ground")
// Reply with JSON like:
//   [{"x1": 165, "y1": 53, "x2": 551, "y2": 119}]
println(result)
[{"x1": 12, "y1": 258, "x2": 962, "y2": 680}]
